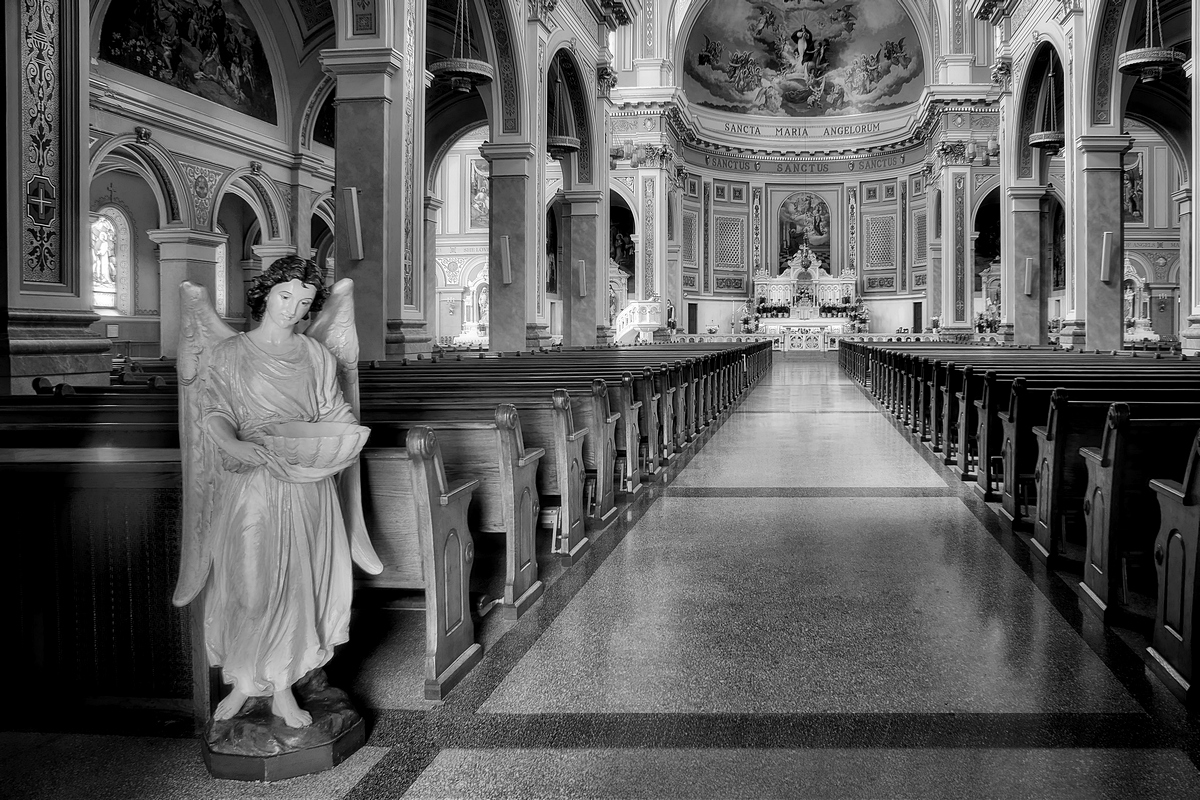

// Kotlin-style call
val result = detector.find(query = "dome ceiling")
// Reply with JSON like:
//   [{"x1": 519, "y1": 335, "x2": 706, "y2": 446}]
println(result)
[{"x1": 682, "y1": 0, "x2": 925, "y2": 118}]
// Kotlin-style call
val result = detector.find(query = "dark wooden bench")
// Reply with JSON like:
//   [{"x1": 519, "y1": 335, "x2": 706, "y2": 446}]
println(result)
[
  {"x1": 1148, "y1": 429, "x2": 1200, "y2": 704},
  {"x1": 1078, "y1": 404, "x2": 1200, "y2": 621}
]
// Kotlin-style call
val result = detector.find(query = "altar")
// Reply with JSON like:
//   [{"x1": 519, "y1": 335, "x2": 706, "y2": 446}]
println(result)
[{"x1": 753, "y1": 244, "x2": 860, "y2": 326}]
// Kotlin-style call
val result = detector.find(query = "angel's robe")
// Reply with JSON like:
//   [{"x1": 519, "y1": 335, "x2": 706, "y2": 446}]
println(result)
[{"x1": 201, "y1": 332, "x2": 356, "y2": 696}]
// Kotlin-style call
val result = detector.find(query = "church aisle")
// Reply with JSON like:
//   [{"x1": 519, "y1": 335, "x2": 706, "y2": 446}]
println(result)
[
  {"x1": 363, "y1": 353, "x2": 1200, "y2": 799},
  {"x1": 5, "y1": 354, "x2": 1200, "y2": 799}
]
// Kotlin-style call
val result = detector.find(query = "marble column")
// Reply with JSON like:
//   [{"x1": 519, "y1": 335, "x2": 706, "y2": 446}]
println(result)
[
  {"x1": 561, "y1": 191, "x2": 602, "y2": 347},
  {"x1": 1075, "y1": 135, "x2": 1132, "y2": 351},
  {"x1": 1176, "y1": 188, "x2": 1200, "y2": 352},
  {"x1": 1, "y1": 0, "x2": 110, "y2": 392},
  {"x1": 1008, "y1": 186, "x2": 1046, "y2": 344},
  {"x1": 149, "y1": 229, "x2": 226, "y2": 357},
  {"x1": 320, "y1": 48, "x2": 406, "y2": 361},
  {"x1": 424, "y1": 196, "x2": 442, "y2": 346},
  {"x1": 481, "y1": 141, "x2": 536, "y2": 352}
]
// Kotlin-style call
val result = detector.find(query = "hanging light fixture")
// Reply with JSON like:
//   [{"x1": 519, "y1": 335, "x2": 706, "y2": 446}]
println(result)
[
  {"x1": 1118, "y1": 0, "x2": 1185, "y2": 82},
  {"x1": 546, "y1": 72, "x2": 580, "y2": 161},
  {"x1": 429, "y1": 0, "x2": 494, "y2": 92},
  {"x1": 1028, "y1": 59, "x2": 1064, "y2": 156}
]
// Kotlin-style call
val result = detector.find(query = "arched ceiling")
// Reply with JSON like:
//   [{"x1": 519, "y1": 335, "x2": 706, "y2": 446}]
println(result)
[{"x1": 680, "y1": 0, "x2": 926, "y2": 119}]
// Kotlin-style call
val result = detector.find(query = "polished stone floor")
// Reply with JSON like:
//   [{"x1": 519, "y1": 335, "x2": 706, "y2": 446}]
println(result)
[{"x1": 4, "y1": 353, "x2": 1200, "y2": 799}]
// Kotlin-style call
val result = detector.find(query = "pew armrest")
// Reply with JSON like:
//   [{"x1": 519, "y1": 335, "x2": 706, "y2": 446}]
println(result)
[
  {"x1": 566, "y1": 428, "x2": 587, "y2": 443},
  {"x1": 1079, "y1": 446, "x2": 1106, "y2": 467},
  {"x1": 1150, "y1": 478, "x2": 1188, "y2": 503},
  {"x1": 517, "y1": 447, "x2": 547, "y2": 469},
  {"x1": 440, "y1": 477, "x2": 481, "y2": 505},
  {"x1": 606, "y1": 412, "x2": 621, "y2": 425}
]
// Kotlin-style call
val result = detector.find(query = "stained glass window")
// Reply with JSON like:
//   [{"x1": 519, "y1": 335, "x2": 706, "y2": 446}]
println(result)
[{"x1": 91, "y1": 215, "x2": 118, "y2": 310}]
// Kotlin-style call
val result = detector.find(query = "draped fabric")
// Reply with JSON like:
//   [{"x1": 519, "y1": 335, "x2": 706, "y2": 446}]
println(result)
[{"x1": 201, "y1": 333, "x2": 355, "y2": 696}]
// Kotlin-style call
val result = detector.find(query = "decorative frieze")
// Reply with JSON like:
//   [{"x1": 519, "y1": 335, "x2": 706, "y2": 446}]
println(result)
[
  {"x1": 22, "y1": 0, "x2": 62, "y2": 283},
  {"x1": 179, "y1": 161, "x2": 225, "y2": 229},
  {"x1": 643, "y1": 177, "x2": 655, "y2": 297}
]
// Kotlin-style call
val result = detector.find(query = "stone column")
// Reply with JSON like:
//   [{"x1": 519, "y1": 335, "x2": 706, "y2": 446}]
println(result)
[
  {"x1": 1, "y1": 0, "x2": 110, "y2": 392},
  {"x1": 481, "y1": 142, "x2": 536, "y2": 353},
  {"x1": 149, "y1": 229, "x2": 226, "y2": 357},
  {"x1": 320, "y1": 48, "x2": 406, "y2": 361},
  {"x1": 252, "y1": 243, "x2": 296, "y2": 273},
  {"x1": 561, "y1": 190, "x2": 602, "y2": 347},
  {"x1": 1074, "y1": 135, "x2": 1133, "y2": 351},
  {"x1": 1008, "y1": 186, "x2": 1046, "y2": 344}
]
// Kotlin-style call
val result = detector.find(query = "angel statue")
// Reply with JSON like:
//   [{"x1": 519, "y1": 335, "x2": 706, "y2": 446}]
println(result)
[{"x1": 173, "y1": 256, "x2": 383, "y2": 732}]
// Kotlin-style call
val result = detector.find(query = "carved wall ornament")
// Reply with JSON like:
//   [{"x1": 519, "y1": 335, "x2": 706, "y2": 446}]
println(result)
[
  {"x1": 973, "y1": 1, "x2": 1000, "y2": 20},
  {"x1": 643, "y1": 177, "x2": 656, "y2": 296},
  {"x1": 250, "y1": 160, "x2": 263, "y2": 175},
  {"x1": 597, "y1": 63, "x2": 618, "y2": 97},
  {"x1": 991, "y1": 59, "x2": 1012, "y2": 89},
  {"x1": 936, "y1": 140, "x2": 969, "y2": 164},
  {"x1": 603, "y1": 1, "x2": 632, "y2": 26},
  {"x1": 180, "y1": 161, "x2": 225, "y2": 229},
  {"x1": 135, "y1": 125, "x2": 153, "y2": 143}
]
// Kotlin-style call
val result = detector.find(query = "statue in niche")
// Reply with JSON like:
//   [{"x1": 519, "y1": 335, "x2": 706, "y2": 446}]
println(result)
[{"x1": 175, "y1": 256, "x2": 381, "y2": 773}]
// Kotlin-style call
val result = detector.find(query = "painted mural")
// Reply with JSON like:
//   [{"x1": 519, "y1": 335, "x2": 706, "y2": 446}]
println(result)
[
  {"x1": 100, "y1": 0, "x2": 277, "y2": 124},
  {"x1": 779, "y1": 192, "x2": 831, "y2": 273},
  {"x1": 1123, "y1": 152, "x2": 1145, "y2": 224},
  {"x1": 683, "y1": 0, "x2": 924, "y2": 117}
]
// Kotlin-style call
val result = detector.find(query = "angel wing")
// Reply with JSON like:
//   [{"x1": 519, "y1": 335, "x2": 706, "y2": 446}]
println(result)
[
  {"x1": 173, "y1": 281, "x2": 239, "y2": 607},
  {"x1": 305, "y1": 278, "x2": 384, "y2": 575}
]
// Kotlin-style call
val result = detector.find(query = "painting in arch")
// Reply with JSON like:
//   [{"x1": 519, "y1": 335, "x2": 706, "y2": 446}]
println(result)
[
  {"x1": 98, "y1": 0, "x2": 278, "y2": 124},
  {"x1": 683, "y1": 0, "x2": 924, "y2": 117}
]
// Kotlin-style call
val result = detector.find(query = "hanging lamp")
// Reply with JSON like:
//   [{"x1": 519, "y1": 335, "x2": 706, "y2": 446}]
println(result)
[
  {"x1": 546, "y1": 73, "x2": 580, "y2": 160},
  {"x1": 1028, "y1": 60, "x2": 1064, "y2": 156},
  {"x1": 1118, "y1": 0, "x2": 1184, "y2": 82},
  {"x1": 429, "y1": 0, "x2": 494, "y2": 92}
]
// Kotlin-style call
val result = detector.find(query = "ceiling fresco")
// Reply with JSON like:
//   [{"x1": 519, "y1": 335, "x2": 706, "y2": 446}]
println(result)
[{"x1": 682, "y1": 0, "x2": 925, "y2": 118}]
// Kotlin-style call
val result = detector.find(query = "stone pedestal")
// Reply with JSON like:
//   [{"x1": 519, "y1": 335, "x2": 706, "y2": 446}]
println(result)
[
  {"x1": 0, "y1": 310, "x2": 111, "y2": 394},
  {"x1": 387, "y1": 319, "x2": 433, "y2": 357},
  {"x1": 202, "y1": 670, "x2": 366, "y2": 782}
]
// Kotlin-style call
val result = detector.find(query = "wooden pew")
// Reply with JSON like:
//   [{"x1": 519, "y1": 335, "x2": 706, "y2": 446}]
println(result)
[
  {"x1": 1030, "y1": 395, "x2": 1200, "y2": 567},
  {"x1": 0, "y1": 398, "x2": 486, "y2": 713},
  {"x1": 1148, "y1": 429, "x2": 1200, "y2": 704},
  {"x1": 364, "y1": 390, "x2": 592, "y2": 566},
  {"x1": 365, "y1": 405, "x2": 546, "y2": 619},
  {"x1": 1078, "y1": 404, "x2": 1200, "y2": 621}
]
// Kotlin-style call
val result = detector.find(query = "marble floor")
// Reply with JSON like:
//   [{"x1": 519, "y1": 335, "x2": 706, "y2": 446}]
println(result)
[{"x1": 5, "y1": 353, "x2": 1200, "y2": 799}]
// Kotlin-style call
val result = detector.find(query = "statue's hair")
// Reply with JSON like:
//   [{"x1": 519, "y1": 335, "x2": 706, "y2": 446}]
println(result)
[{"x1": 246, "y1": 256, "x2": 329, "y2": 321}]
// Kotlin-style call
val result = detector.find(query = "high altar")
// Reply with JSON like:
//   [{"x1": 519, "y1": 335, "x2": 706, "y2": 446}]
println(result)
[{"x1": 753, "y1": 245, "x2": 858, "y2": 327}]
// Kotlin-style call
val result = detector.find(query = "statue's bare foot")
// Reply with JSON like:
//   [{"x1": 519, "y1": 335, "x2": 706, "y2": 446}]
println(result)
[
  {"x1": 271, "y1": 688, "x2": 312, "y2": 728},
  {"x1": 213, "y1": 688, "x2": 249, "y2": 721}
]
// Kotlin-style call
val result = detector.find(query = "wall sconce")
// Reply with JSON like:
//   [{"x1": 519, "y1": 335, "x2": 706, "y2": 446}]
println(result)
[{"x1": 966, "y1": 140, "x2": 977, "y2": 162}]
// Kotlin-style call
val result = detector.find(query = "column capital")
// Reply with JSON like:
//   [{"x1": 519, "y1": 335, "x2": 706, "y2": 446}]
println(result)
[
  {"x1": 147, "y1": 228, "x2": 227, "y2": 252},
  {"x1": 252, "y1": 243, "x2": 297, "y2": 260},
  {"x1": 424, "y1": 195, "x2": 444, "y2": 211},
  {"x1": 1076, "y1": 134, "x2": 1134, "y2": 170},
  {"x1": 479, "y1": 141, "x2": 537, "y2": 164},
  {"x1": 1007, "y1": 185, "x2": 1048, "y2": 211},
  {"x1": 319, "y1": 47, "x2": 404, "y2": 78}
]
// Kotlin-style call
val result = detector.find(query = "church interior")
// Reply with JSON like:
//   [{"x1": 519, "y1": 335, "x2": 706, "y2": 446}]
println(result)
[{"x1": 4, "y1": 0, "x2": 1200, "y2": 797}]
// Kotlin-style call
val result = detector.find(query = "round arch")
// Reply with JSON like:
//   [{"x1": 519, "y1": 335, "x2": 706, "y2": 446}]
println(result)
[
  {"x1": 88, "y1": 134, "x2": 191, "y2": 227},
  {"x1": 546, "y1": 46, "x2": 596, "y2": 190},
  {"x1": 1012, "y1": 40, "x2": 1068, "y2": 185},
  {"x1": 211, "y1": 169, "x2": 291, "y2": 243}
]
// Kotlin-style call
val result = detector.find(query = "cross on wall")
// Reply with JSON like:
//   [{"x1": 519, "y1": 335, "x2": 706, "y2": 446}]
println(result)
[{"x1": 26, "y1": 176, "x2": 56, "y2": 227}]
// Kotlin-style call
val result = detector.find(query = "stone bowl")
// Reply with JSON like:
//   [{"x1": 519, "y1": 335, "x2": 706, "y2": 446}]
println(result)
[{"x1": 258, "y1": 421, "x2": 370, "y2": 483}]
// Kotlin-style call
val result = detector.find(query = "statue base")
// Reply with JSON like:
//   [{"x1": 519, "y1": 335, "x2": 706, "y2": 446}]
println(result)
[{"x1": 201, "y1": 670, "x2": 366, "y2": 782}]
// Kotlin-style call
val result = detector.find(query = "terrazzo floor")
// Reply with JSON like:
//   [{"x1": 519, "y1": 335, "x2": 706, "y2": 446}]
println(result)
[{"x1": 5, "y1": 353, "x2": 1200, "y2": 799}]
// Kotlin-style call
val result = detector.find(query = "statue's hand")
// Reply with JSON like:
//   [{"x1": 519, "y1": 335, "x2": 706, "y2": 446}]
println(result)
[{"x1": 218, "y1": 438, "x2": 269, "y2": 467}]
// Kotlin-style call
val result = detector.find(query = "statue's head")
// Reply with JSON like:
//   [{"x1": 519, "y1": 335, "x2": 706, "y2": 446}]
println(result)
[{"x1": 247, "y1": 256, "x2": 329, "y2": 321}]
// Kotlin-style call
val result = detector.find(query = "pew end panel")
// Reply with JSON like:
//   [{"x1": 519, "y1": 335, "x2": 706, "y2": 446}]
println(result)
[
  {"x1": 359, "y1": 428, "x2": 483, "y2": 700},
  {"x1": 493, "y1": 405, "x2": 547, "y2": 618},
  {"x1": 549, "y1": 390, "x2": 591, "y2": 565},
  {"x1": 1148, "y1": 433, "x2": 1200, "y2": 704}
]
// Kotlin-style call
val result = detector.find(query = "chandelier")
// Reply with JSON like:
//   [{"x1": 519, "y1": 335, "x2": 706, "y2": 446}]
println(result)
[
  {"x1": 1028, "y1": 59, "x2": 1064, "y2": 156},
  {"x1": 429, "y1": 0, "x2": 494, "y2": 92},
  {"x1": 546, "y1": 73, "x2": 580, "y2": 160},
  {"x1": 1118, "y1": 0, "x2": 1185, "y2": 82}
]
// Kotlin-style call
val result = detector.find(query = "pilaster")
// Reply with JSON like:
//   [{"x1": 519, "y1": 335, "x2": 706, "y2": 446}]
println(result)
[
  {"x1": 561, "y1": 190, "x2": 603, "y2": 347},
  {"x1": 1075, "y1": 134, "x2": 1133, "y2": 351},
  {"x1": 481, "y1": 141, "x2": 537, "y2": 352},
  {"x1": 1007, "y1": 186, "x2": 1047, "y2": 344}
]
